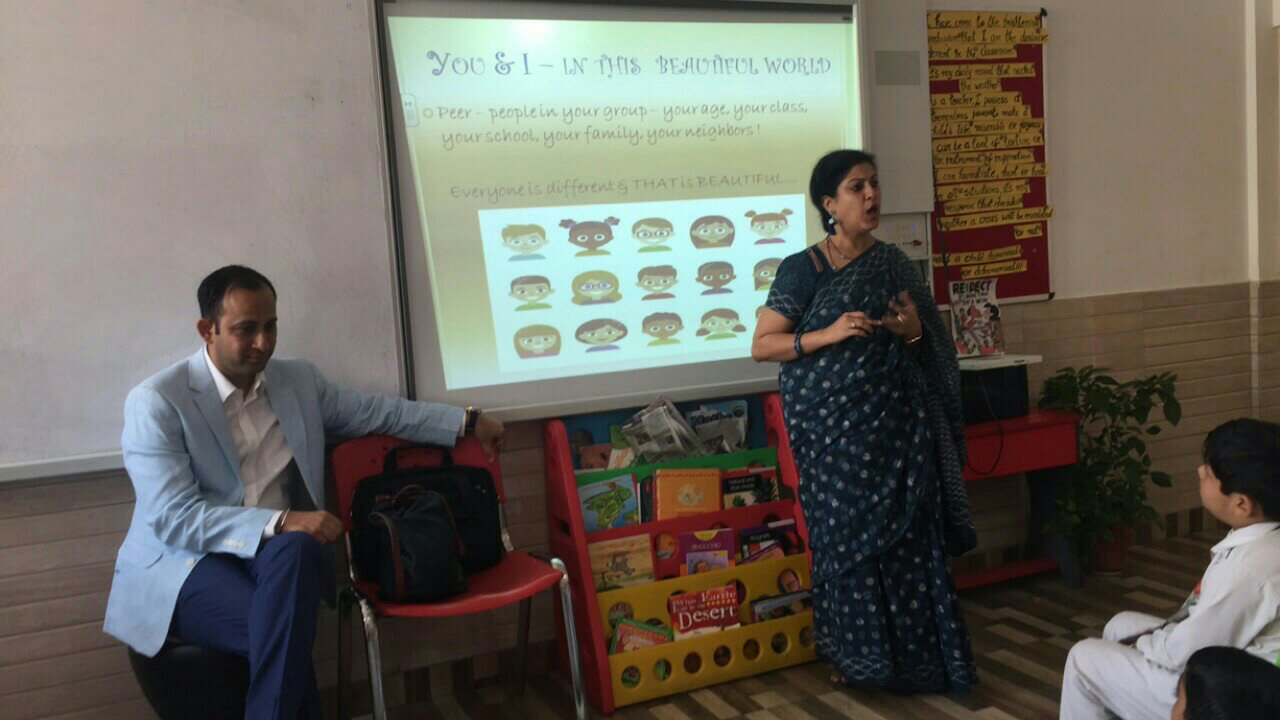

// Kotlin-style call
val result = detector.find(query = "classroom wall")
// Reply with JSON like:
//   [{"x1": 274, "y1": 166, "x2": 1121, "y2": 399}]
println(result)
[
  {"x1": 1, "y1": 0, "x2": 1275, "y2": 717},
  {"x1": 927, "y1": 0, "x2": 1254, "y2": 296},
  {"x1": 0, "y1": 0, "x2": 406, "y2": 469}
]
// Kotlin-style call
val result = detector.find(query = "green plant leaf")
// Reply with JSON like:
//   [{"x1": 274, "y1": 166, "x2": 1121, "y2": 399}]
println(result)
[
  {"x1": 1151, "y1": 471, "x2": 1172, "y2": 488},
  {"x1": 1044, "y1": 364, "x2": 1178, "y2": 552}
]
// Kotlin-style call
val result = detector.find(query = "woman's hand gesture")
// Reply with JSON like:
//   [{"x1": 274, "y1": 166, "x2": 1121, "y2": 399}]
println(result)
[
  {"x1": 880, "y1": 291, "x2": 923, "y2": 339},
  {"x1": 821, "y1": 311, "x2": 877, "y2": 344}
]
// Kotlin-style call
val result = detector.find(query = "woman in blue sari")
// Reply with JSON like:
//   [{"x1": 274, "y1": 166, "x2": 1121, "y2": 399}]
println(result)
[{"x1": 751, "y1": 150, "x2": 978, "y2": 692}]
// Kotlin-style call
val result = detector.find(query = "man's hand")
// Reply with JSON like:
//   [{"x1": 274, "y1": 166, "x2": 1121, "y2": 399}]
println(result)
[
  {"x1": 280, "y1": 510, "x2": 343, "y2": 544},
  {"x1": 473, "y1": 413, "x2": 506, "y2": 459}
]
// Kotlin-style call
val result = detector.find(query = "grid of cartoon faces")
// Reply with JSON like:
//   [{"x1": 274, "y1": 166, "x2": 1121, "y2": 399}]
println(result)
[{"x1": 495, "y1": 204, "x2": 800, "y2": 363}]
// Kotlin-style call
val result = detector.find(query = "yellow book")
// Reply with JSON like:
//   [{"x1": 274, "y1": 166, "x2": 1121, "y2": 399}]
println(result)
[
  {"x1": 588, "y1": 535, "x2": 654, "y2": 592},
  {"x1": 653, "y1": 468, "x2": 722, "y2": 520}
]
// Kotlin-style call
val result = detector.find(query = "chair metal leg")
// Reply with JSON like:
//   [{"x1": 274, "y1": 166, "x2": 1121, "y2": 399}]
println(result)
[
  {"x1": 550, "y1": 558, "x2": 588, "y2": 720},
  {"x1": 512, "y1": 597, "x2": 532, "y2": 696},
  {"x1": 337, "y1": 588, "x2": 354, "y2": 720},
  {"x1": 356, "y1": 593, "x2": 389, "y2": 720}
]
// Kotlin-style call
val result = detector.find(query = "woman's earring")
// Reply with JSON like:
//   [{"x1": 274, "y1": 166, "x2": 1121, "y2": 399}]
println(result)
[{"x1": 826, "y1": 216, "x2": 837, "y2": 228}]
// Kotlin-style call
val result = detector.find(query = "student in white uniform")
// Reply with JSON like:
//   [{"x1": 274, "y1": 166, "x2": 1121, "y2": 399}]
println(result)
[{"x1": 1059, "y1": 418, "x2": 1280, "y2": 720}]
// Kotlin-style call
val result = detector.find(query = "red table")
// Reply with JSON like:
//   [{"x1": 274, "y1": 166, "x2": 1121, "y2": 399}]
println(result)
[{"x1": 953, "y1": 409, "x2": 1081, "y2": 590}]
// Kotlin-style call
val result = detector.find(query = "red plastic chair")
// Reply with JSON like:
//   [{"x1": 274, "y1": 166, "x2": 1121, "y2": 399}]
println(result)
[{"x1": 332, "y1": 435, "x2": 586, "y2": 720}]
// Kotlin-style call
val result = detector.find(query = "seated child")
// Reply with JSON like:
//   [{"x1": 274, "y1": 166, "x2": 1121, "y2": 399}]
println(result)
[
  {"x1": 1060, "y1": 418, "x2": 1280, "y2": 720},
  {"x1": 1172, "y1": 646, "x2": 1280, "y2": 720}
]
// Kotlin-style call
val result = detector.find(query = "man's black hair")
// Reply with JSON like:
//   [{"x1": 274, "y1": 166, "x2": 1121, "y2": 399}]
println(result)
[
  {"x1": 1202, "y1": 418, "x2": 1280, "y2": 521},
  {"x1": 197, "y1": 265, "x2": 276, "y2": 326}
]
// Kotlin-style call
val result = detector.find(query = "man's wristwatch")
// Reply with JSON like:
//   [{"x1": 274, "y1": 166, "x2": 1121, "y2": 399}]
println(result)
[{"x1": 465, "y1": 406, "x2": 481, "y2": 434}]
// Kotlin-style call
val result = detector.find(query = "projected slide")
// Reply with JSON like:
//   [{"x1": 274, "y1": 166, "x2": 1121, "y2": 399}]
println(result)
[{"x1": 387, "y1": 16, "x2": 859, "y2": 389}]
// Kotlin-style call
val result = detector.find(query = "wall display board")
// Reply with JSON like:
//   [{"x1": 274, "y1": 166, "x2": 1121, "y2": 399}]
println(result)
[{"x1": 927, "y1": 10, "x2": 1051, "y2": 305}]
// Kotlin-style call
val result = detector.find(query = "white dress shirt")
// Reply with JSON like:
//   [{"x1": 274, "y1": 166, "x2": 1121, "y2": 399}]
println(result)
[
  {"x1": 1135, "y1": 521, "x2": 1280, "y2": 669},
  {"x1": 204, "y1": 349, "x2": 291, "y2": 538}
]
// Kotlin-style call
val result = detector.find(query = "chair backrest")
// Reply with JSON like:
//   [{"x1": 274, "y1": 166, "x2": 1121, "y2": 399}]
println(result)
[{"x1": 331, "y1": 434, "x2": 505, "y2": 532}]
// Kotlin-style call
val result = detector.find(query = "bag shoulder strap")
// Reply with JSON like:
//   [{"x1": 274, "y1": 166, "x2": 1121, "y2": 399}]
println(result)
[{"x1": 369, "y1": 512, "x2": 406, "y2": 601}]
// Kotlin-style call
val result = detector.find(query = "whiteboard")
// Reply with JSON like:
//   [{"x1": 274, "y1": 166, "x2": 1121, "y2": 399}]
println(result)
[{"x1": 0, "y1": 1, "x2": 403, "y2": 478}]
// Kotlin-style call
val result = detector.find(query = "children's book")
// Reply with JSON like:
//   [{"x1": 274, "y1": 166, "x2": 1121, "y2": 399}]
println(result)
[
  {"x1": 578, "y1": 442, "x2": 613, "y2": 470},
  {"x1": 949, "y1": 278, "x2": 1005, "y2": 358},
  {"x1": 609, "y1": 618, "x2": 673, "y2": 654},
  {"x1": 739, "y1": 543, "x2": 785, "y2": 565},
  {"x1": 577, "y1": 474, "x2": 640, "y2": 532},
  {"x1": 750, "y1": 590, "x2": 813, "y2": 623},
  {"x1": 668, "y1": 585, "x2": 740, "y2": 639},
  {"x1": 588, "y1": 535, "x2": 654, "y2": 592},
  {"x1": 678, "y1": 528, "x2": 735, "y2": 575},
  {"x1": 637, "y1": 476, "x2": 654, "y2": 523},
  {"x1": 686, "y1": 400, "x2": 750, "y2": 454},
  {"x1": 607, "y1": 447, "x2": 636, "y2": 469},
  {"x1": 738, "y1": 518, "x2": 802, "y2": 560},
  {"x1": 721, "y1": 468, "x2": 778, "y2": 509},
  {"x1": 654, "y1": 468, "x2": 722, "y2": 520}
]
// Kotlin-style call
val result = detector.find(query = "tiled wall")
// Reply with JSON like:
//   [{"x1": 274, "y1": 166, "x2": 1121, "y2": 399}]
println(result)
[{"x1": 0, "y1": 281, "x2": 1268, "y2": 719}]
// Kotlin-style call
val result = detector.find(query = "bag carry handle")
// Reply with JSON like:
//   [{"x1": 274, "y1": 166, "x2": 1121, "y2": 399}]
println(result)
[
  {"x1": 389, "y1": 484, "x2": 428, "y2": 510},
  {"x1": 383, "y1": 444, "x2": 454, "y2": 473}
]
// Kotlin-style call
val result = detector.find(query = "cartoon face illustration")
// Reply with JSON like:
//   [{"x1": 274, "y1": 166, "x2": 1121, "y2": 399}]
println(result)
[
  {"x1": 513, "y1": 325, "x2": 560, "y2": 358},
  {"x1": 571, "y1": 271, "x2": 622, "y2": 305},
  {"x1": 777, "y1": 569, "x2": 802, "y2": 594},
  {"x1": 608, "y1": 552, "x2": 634, "y2": 576},
  {"x1": 633, "y1": 218, "x2": 674, "y2": 252},
  {"x1": 509, "y1": 275, "x2": 553, "y2": 310},
  {"x1": 696, "y1": 309, "x2": 746, "y2": 339},
  {"x1": 744, "y1": 209, "x2": 792, "y2": 244},
  {"x1": 560, "y1": 217, "x2": 619, "y2": 256},
  {"x1": 576, "y1": 319, "x2": 627, "y2": 351},
  {"x1": 753, "y1": 259, "x2": 781, "y2": 291},
  {"x1": 697, "y1": 261, "x2": 736, "y2": 295},
  {"x1": 501, "y1": 224, "x2": 548, "y2": 259},
  {"x1": 676, "y1": 484, "x2": 704, "y2": 508},
  {"x1": 642, "y1": 312, "x2": 683, "y2": 345},
  {"x1": 690, "y1": 215, "x2": 735, "y2": 249},
  {"x1": 654, "y1": 533, "x2": 677, "y2": 560},
  {"x1": 636, "y1": 266, "x2": 677, "y2": 299}
]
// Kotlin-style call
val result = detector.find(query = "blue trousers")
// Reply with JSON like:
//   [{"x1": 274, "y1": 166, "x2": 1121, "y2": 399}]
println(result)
[{"x1": 171, "y1": 532, "x2": 323, "y2": 720}]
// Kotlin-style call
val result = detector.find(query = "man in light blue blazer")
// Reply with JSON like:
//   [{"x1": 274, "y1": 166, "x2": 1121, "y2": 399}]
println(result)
[{"x1": 104, "y1": 265, "x2": 505, "y2": 719}]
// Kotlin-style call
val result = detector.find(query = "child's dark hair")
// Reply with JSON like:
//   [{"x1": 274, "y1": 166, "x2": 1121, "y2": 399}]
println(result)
[
  {"x1": 1181, "y1": 646, "x2": 1280, "y2": 720},
  {"x1": 1202, "y1": 418, "x2": 1280, "y2": 520},
  {"x1": 809, "y1": 149, "x2": 877, "y2": 227}
]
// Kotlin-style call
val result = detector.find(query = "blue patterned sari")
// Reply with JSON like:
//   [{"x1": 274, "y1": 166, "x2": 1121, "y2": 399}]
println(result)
[{"x1": 765, "y1": 240, "x2": 978, "y2": 692}]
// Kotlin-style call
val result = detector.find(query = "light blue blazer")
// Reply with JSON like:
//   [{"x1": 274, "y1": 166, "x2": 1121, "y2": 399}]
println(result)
[{"x1": 103, "y1": 349, "x2": 465, "y2": 655}]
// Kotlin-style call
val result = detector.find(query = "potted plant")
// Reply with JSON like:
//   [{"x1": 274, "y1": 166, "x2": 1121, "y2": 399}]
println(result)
[{"x1": 1038, "y1": 366, "x2": 1181, "y2": 572}]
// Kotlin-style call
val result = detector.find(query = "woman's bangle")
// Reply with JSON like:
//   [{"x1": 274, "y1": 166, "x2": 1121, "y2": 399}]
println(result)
[
  {"x1": 905, "y1": 330, "x2": 924, "y2": 347},
  {"x1": 793, "y1": 332, "x2": 806, "y2": 358}
]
